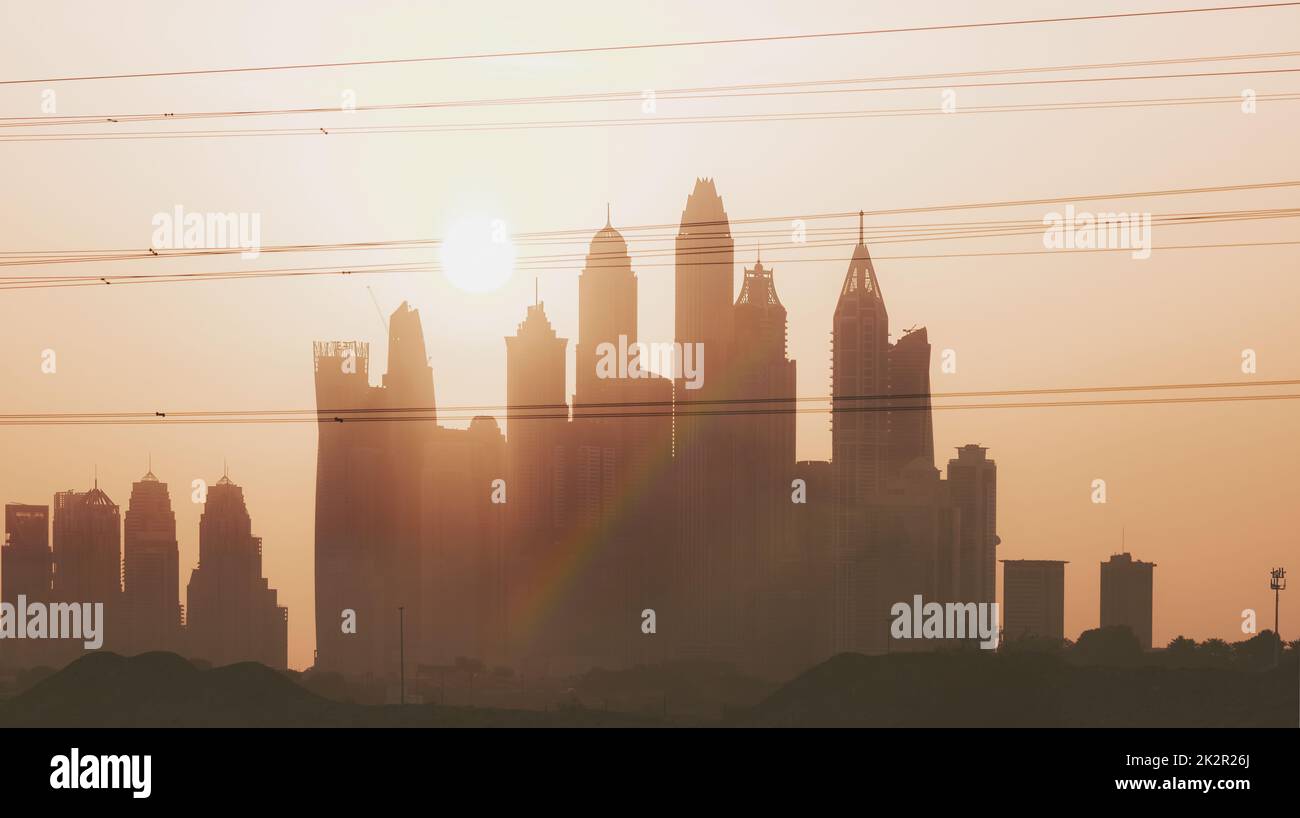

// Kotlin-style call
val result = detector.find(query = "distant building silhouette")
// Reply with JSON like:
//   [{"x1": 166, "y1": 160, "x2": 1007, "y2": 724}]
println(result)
[
  {"x1": 3, "y1": 503, "x2": 51, "y2": 605},
  {"x1": 887, "y1": 327, "x2": 934, "y2": 476},
  {"x1": 769, "y1": 461, "x2": 834, "y2": 677},
  {"x1": 733, "y1": 253, "x2": 797, "y2": 665},
  {"x1": 948, "y1": 445, "x2": 998, "y2": 606},
  {"x1": 186, "y1": 471, "x2": 287, "y2": 669},
  {"x1": 1001, "y1": 559, "x2": 1067, "y2": 641},
  {"x1": 376, "y1": 303, "x2": 439, "y2": 679},
  {"x1": 505, "y1": 297, "x2": 569, "y2": 662},
  {"x1": 3, "y1": 503, "x2": 52, "y2": 666},
  {"x1": 421, "y1": 416, "x2": 508, "y2": 667},
  {"x1": 673, "y1": 178, "x2": 739, "y2": 661},
  {"x1": 1100, "y1": 552, "x2": 1155, "y2": 649},
  {"x1": 52, "y1": 485, "x2": 121, "y2": 605},
  {"x1": 51, "y1": 484, "x2": 122, "y2": 658},
  {"x1": 313, "y1": 302, "x2": 437, "y2": 679},
  {"x1": 572, "y1": 211, "x2": 674, "y2": 668},
  {"x1": 122, "y1": 467, "x2": 181, "y2": 654},
  {"x1": 832, "y1": 216, "x2": 892, "y2": 654},
  {"x1": 312, "y1": 338, "x2": 380, "y2": 676}
]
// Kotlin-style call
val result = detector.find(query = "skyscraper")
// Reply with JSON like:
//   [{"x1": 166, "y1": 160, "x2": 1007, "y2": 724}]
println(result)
[
  {"x1": 186, "y1": 471, "x2": 287, "y2": 669},
  {"x1": 505, "y1": 297, "x2": 569, "y2": 659},
  {"x1": 49, "y1": 484, "x2": 122, "y2": 660},
  {"x1": 732, "y1": 252, "x2": 797, "y2": 666},
  {"x1": 3, "y1": 503, "x2": 52, "y2": 666},
  {"x1": 947, "y1": 444, "x2": 999, "y2": 605},
  {"x1": 422, "y1": 416, "x2": 509, "y2": 667},
  {"x1": 832, "y1": 215, "x2": 890, "y2": 653},
  {"x1": 576, "y1": 208, "x2": 638, "y2": 410},
  {"x1": 312, "y1": 338, "x2": 380, "y2": 676},
  {"x1": 887, "y1": 326, "x2": 934, "y2": 478},
  {"x1": 770, "y1": 460, "x2": 834, "y2": 677},
  {"x1": 123, "y1": 466, "x2": 181, "y2": 654},
  {"x1": 375, "y1": 303, "x2": 438, "y2": 678},
  {"x1": 313, "y1": 302, "x2": 439, "y2": 678},
  {"x1": 3, "y1": 503, "x2": 50, "y2": 606},
  {"x1": 673, "y1": 178, "x2": 738, "y2": 659},
  {"x1": 1100, "y1": 552, "x2": 1155, "y2": 649},
  {"x1": 1001, "y1": 559, "x2": 1067, "y2": 641},
  {"x1": 573, "y1": 211, "x2": 672, "y2": 666}
]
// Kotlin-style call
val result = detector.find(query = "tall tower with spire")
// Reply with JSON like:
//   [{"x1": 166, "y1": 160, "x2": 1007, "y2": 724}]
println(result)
[
  {"x1": 576, "y1": 206, "x2": 637, "y2": 408},
  {"x1": 123, "y1": 464, "x2": 181, "y2": 654},
  {"x1": 572, "y1": 209, "x2": 673, "y2": 666},
  {"x1": 832, "y1": 212, "x2": 891, "y2": 654}
]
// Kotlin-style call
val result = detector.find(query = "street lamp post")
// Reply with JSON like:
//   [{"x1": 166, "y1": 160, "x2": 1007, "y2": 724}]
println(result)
[
  {"x1": 1269, "y1": 568, "x2": 1286, "y2": 667},
  {"x1": 398, "y1": 606, "x2": 406, "y2": 706}
]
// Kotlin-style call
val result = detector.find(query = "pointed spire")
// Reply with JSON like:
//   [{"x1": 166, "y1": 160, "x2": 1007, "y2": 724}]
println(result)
[
  {"x1": 756, "y1": 240, "x2": 762, "y2": 264},
  {"x1": 534, "y1": 277, "x2": 539, "y2": 306},
  {"x1": 605, "y1": 202, "x2": 611, "y2": 228},
  {"x1": 838, "y1": 211, "x2": 885, "y2": 304}
]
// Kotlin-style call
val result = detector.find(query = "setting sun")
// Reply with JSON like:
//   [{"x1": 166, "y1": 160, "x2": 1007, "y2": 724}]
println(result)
[{"x1": 439, "y1": 216, "x2": 516, "y2": 293}]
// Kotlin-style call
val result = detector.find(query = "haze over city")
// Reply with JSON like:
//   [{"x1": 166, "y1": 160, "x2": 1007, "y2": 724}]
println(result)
[{"x1": 2, "y1": 0, "x2": 1297, "y2": 670}]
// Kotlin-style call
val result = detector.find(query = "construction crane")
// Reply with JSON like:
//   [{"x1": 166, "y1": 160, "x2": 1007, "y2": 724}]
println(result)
[{"x1": 366, "y1": 285, "x2": 389, "y2": 333}]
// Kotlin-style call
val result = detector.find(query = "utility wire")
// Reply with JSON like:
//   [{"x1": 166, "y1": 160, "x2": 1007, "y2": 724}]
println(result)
[
  {"x1": 5, "y1": 61, "x2": 1298, "y2": 129},
  {"x1": 2, "y1": 206, "x2": 1294, "y2": 274},
  {"x1": 4, "y1": 3, "x2": 1295, "y2": 86},
  {"x1": 5, "y1": 378, "x2": 1295, "y2": 422},
  {"x1": 3, "y1": 240, "x2": 1296, "y2": 291},
  {"x1": 3, "y1": 91, "x2": 1295, "y2": 142}
]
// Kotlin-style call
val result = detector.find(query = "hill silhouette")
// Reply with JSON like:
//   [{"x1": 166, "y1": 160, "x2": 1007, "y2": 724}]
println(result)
[
  {"x1": 0, "y1": 651, "x2": 337, "y2": 727},
  {"x1": 0, "y1": 652, "x2": 658, "y2": 727},
  {"x1": 2, "y1": 649, "x2": 1293, "y2": 727},
  {"x1": 726, "y1": 650, "x2": 1298, "y2": 727}
]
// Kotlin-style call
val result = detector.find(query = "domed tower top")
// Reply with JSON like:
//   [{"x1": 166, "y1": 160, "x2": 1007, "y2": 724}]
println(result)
[{"x1": 585, "y1": 203, "x2": 630, "y2": 267}]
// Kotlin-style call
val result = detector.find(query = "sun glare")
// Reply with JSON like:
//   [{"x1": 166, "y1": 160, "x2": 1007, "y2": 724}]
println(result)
[{"x1": 439, "y1": 216, "x2": 516, "y2": 293}]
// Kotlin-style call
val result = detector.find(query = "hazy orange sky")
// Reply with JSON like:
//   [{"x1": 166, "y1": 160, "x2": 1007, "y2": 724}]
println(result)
[{"x1": 2, "y1": 1, "x2": 1297, "y2": 669}]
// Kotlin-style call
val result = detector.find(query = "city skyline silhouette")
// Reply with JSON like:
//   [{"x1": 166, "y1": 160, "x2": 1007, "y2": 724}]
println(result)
[
  {"x1": 2, "y1": 177, "x2": 1294, "y2": 685},
  {"x1": 1, "y1": 0, "x2": 1296, "y2": 677}
]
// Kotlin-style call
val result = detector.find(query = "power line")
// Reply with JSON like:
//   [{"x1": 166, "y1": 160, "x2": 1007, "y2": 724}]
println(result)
[
  {"x1": 6, "y1": 378, "x2": 1294, "y2": 422},
  {"x1": 6, "y1": 178, "x2": 1295, "y2": 254},
  {"x1": 2, "y1": 206, "x2": 1294, "y2": 273},
  {"x1": 6, "y1": 62, "x2": 1299, "y2": 129},
  {"x1": 517, "y1": 180, "x2": 1300, "y2": 235},
  {"x1": 4, "y1": 179, "x2": 1297, "y2": 290},
  {"x1": 3, "y1": 240, "x2": 1296, "y2": 292},
  {"x1": 4, "y1": 91, "x2": 1295, "y2": 142},
  {"x1": 3, "y1": 392, "x2": 1296, "y2": 426},
  {"x1": 4, "y1": 4, "x2": 1295, "y2": 87}
]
